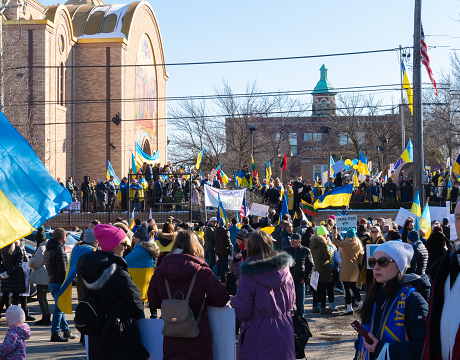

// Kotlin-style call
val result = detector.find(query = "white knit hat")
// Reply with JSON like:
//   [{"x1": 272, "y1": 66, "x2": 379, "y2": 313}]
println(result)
[{"x1": 375, "y1": 241, "x2": 414, "y2": 273}]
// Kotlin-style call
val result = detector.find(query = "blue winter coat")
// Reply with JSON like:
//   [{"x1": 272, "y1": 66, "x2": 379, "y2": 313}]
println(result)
[{"x1": 230, "y1": 252, "x2": 296, "y2": 360}]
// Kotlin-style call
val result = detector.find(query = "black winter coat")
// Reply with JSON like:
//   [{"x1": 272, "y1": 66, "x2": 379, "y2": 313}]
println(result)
[
  {"x1": 44, "y1": 238, "x2": 68, "y2": 284},
  {"x1": 354, "y1": 276, "x2": 430, "y2": 360},
  {"x1": 271, "y1": 225, "x2": 283, "y2": 251},
  {"x1": 77, "y1": 251, "x2": 149, "y2": 360},
  {"x1": 283, "y1": 246, "x2": 314, "y2": 284},
  {"x1": 407, "y1": 241, "x2": 429, "y2": 275},
  {"x1": 0, "y1": 244, "x2": 26, "y2": 294},
  {"x1": 214, "y1": 226, "x2": 231, "y2": 257},
  {"x1": 425, "y1": 232, "x2": 449, "y2": 269}
]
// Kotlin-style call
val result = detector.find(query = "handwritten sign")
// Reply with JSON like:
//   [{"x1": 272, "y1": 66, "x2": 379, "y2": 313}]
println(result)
[
  {"x1": 250, "y1": 203, "x2": 269, "y2": 217},
  {"x1": 204, "y1": 185, "x2": 245, "y2": 211},
  {"x1": 335, "y1": 215, "x2": 357, "y2": 233},
  {"x1": 394, "y1": 207, "x2": 416, "y2": 227}
]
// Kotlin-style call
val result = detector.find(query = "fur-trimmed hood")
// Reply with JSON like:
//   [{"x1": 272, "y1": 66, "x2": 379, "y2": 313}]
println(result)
[
  {"x1": 139, "y1": 241, "x2": 160, "y2": 259},
  {"x1": 239, "y1": 252, "x2": 294, "y2": 289},
  {"x1": 309, "y1": 234, "x2": 329, "y2": 250},
  {"x1": 156, "y1": 231, "x2": 176, "y2": 247}
]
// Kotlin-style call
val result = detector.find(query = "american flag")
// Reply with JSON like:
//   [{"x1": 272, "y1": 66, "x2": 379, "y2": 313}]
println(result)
[
  {"x1": 421, "y1": 24, "x2": 438, "y2": 95},
  {"x1": 240, "y1": 194, "x2": 249, "y2": 218}
]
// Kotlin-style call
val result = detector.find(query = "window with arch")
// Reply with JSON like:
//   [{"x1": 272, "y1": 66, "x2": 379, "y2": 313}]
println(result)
[
  {"x1": 321, "y1": 100, "x2": 327, "y2": 115},
  {"x1": 58, "y1": 62, "x2": 65, "y2": 106}
]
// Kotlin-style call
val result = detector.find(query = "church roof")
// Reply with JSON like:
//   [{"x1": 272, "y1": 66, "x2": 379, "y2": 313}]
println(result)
[{"x1": 312, "y1": 64, "x2": 337, "y2": 95}]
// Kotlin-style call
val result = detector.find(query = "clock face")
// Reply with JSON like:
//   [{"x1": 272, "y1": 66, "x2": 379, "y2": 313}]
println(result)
[{"x1": 59, "y1": 35, "x2": 64, "y2": 53}]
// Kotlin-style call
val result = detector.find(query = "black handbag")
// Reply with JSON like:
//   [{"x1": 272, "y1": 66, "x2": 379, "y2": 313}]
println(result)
[
  {"x1": 225, "y1": 272, "x2": 238, "y2": 296},
  {"x1": 292, "y1": 310, "x2": 312, "y2": 359}
]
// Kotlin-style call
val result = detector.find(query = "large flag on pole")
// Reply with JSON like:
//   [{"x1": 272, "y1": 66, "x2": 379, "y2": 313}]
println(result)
[
  {"x1": 217, "y1": 193, "x2": 228, "y2": 224},
  {"x1": 416, "y1": 202, "x2": 432, "y2": 238},
  {"x1": 279, "y1": 193, "x2": 289, "y2": 221},
  {"x1": 410, "y1": 190, "x2": 421, "y2": 217},
  {"x1": 421, "y1": 24, "x2": 438, "y2": 96},
  {"x1": 131, "y1": 150, "x2": 137, "y2": 173},
  {"x1": 196, "y1": 149, "x2": 205, "y2": 169},
  {"x1": 453, "y1": 154, "x2": 460, "y2": 176},
  {"x1": 106, "y1": 160, "x2": 120, "y2": 186},
  {"x1": 314, "y1": 184, "x2": 353, "y2": 210},
  {"x1": 133, "y1": 142, "x2": 159, "y2": 171},
  {"x1": 401, "y1": 61, "x2": 414, "y2": 115},
  {"x1": 394, "y1": 139, "x2": 413, "y2": 170},
  {"x1": 0, "y1": 111, "x2": 72, "y2": 246}
]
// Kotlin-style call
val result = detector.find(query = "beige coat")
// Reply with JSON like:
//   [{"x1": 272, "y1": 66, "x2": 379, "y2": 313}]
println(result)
[{"x1": 332, "y1": 234, "x2": 363, "y2": 282}]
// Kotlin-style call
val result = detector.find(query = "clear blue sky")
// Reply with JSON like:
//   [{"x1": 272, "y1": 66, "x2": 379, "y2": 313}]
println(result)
[{"x1": 42, "y1": 0, "x2": 458, "y2": 110}]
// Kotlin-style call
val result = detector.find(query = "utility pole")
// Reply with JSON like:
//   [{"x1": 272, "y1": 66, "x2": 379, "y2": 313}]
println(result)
[
  {"x1": 399, "y1": 45, "x2": 405, "y2": 153},
  {"x1": 413, "y1": 0, "x2": 424, "y2": 206}
]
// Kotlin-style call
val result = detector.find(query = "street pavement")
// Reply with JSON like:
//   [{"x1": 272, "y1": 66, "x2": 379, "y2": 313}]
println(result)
[{"x1": 6, "y1": 287, "x2": 359, "y2": 359}]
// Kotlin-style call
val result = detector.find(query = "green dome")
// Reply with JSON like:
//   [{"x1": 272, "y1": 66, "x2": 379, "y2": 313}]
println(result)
[{"x1": 312, "y1": 64, "x2": 336, "y2": 95}]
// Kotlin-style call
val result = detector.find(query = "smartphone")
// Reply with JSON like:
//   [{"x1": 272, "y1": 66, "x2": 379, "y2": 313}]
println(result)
[{"x1": 351, "y1": 320, "x2": 374, "y2": 345}]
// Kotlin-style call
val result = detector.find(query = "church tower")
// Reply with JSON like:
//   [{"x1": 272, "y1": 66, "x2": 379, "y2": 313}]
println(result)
[{"x1": 311, "y1": 64, "x2": 337, "y2": 116}]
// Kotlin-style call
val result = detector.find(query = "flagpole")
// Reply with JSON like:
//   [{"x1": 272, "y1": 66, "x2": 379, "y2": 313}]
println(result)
[
  {"x1": 399, "y1": 45, "x2": 406, "y2": 153},
  {"x1": 413, "y1": 0, "x2": 424, "y2": 206}
]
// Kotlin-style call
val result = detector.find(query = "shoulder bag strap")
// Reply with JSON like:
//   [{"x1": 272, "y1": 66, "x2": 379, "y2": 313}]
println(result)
[
  {"x1": 185, "y1": 273, "x2": 198, "y2": 300},
  {"x1": 164, "y1": 278, "x2": 173, "y2": 299}
]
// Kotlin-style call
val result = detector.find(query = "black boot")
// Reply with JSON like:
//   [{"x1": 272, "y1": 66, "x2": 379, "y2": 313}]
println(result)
[
  {"x1": 35, "y1": 314, "x2": 51, "y2": 325},
  {"x1": 25, "y1": 310, "x2": 36, "y2": 322},
  {"x1": 51, "y1": 332, "x2": 68, "y2": 342}
]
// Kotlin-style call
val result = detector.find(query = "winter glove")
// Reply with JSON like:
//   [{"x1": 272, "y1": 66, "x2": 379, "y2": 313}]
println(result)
[{"x1": 0, "y1": 272, "x2": 9, "y2": 279}]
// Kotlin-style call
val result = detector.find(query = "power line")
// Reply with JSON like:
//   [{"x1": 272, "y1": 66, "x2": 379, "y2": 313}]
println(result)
[{"x1": 9, "y1": 47, "x2": 409, "y2": 70}]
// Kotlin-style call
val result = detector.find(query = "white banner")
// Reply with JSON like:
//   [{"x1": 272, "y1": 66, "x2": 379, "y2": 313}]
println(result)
[
  {"x1": 250, "y1": 203, "x2": 269, "y2": 217},
  {"x1": 204, "y1": 185, "x2": 245, "y2": 211},
  {"x1": 335, "y1": 215, "x2": 357, "y2": 233}
]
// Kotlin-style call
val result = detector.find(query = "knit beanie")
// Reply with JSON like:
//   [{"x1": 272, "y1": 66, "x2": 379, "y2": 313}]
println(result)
[
  {"x1": 5, "y1": 305, "x2": 24, "y2": 327},
  {"x1": 329, "y1": 215, "x2": 336, "y2": 221},
  {"x1": 374, "y1": 241, "x2": 414, "y2": 273},
  {"x1": 133, "y1": 226, "x2": 149, "y2": 241},
  {"x1": 317, "y1": 225, "x2": 328, "y2": 236},
  {"x1": 93, "y1": 224, "x2": 126, "y2": 252},
  {"x1": 346, "y1": 228, "x2": 356, "y2": 238},
  {"x1": 382, "y1": 224, "x2": 390, "y2": 233},
  {"x1": 82, "y1": 228, "x2": 97, "y2": 243},
  {"x1": 407, "y1": 230, "x2": 419, "y2": 243},
  {"x1": 34, "y1": 226, "x2": 47, "y2": 246},
  {"x1": 236, "y1": 229, "x2": 248, "y2": 241},
  {"x1": 359, "y1": 218, "x2": 367, "y2": 226}
]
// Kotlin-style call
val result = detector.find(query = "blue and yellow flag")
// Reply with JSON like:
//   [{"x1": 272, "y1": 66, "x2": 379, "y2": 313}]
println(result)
[
  {"x1": 353, "y1": 171, "x2": 359, "y2": 188},
  {"x1": 129, "y1": 208, "x2": 135, "y2": 230},
  {"x1": 402, "y1": 61, "x2": 414, "y2": 115},
  {"x1": 57, "y1": 246, "x2": 93, "y2": 314},
  {"x1": 106, "y1": 160, "x2": 120, "y2": 186},
  {"x1": 236, "y1": 169, "x2": 249, "y2": 188},
  {"x1": 131, "y1": 150, "x2": 137, "y2": 173},
  {"x1": 133, "y1": 142, "x2": 159, "y2": 171},
  {"x1": 314, "y1": 184, "x2": 353, "y2": 210},
  {"x1": 410, "y1": 190, "x2": 421, "y2": 217},
  {"x1": 415, "y1": 202, "x2": 431, "y2": 238},
  {"x1": 358, "y1": 150, "x2": 370, "y2": 176},
  {"x1": 453, "y1": 154, "x2": 460, "y2": 176},
  {"x1": 125, "y1": 244, "x2": 155, "y2": 302},
  {"x1": 196, "y1": 149, "x2": 205, "y2": 169},
  {"x1": 217, "y1": 193, "x2": 228, "y2": 224},
  {"x1": 279, "y1": 193, "x2": 289, "y2": 222},
  {"x1": 268, "y1": 160, "x2": 272, "y2": 179},
  {"x1": 0, "y1": 112, "x2": 71, "y2": 246},
  {"x1": 395, "y1": 140, "x2": 413, "y2": 170}
]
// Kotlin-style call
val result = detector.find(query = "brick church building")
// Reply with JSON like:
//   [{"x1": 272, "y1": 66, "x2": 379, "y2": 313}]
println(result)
[{"x1": 2, "y1": 0, "x2": 168, "y2": 184}]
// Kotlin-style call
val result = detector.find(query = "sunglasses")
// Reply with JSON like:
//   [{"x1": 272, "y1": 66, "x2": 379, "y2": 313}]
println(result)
[
  {"x1": 368, "y1": 257, "x2": 396, "y2": 268},
  {"x1": 371, "y1": 230, "x2": 379, "y2": 233}
]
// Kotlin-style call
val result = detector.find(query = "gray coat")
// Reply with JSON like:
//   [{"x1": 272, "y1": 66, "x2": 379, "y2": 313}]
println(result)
[{"x1": 28, "y1": 240, "x2": 48, "y2": 285}]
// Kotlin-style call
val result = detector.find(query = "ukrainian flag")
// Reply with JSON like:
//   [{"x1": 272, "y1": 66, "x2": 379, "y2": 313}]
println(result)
[
  {"x1": 236, "y1": 169, "x2": 249, "y2": 188},
  {"x1": 196, "y1": 149, "x2": 205, "y2": 169},
  {"x1": 358, "y1": 150, "x2": 370, "y2": 176},
  {"x1": 410, "y1": 190, "x2": 421, "y2": 217},
  {"x1": 353, "y1": 171, "x2": 359, "y2": 188},
  {"x1": 106, "y1": 160, "x2": 120, "y2": 186},
  {"x1": 133, "y1": 142, "x2": 159, "y2": 171},
  {"x1": 279, "y1": 193, "x2": 289, "y2": 221},
  {"x1": 314, "y1": 184, "x2": 353, "y2": 210},
  {"x1": 57, "y1": 246, "x2": 93, "y2": 314},
  {"x1": 394, "y1": 140, "x2": 413, "y2": 170},
  {"x1": 416, "y1": 202, "x2": 431, "y2": 238},
  {"x1": 0, "y1": 112, "x2": 72, "y2": 246},
  {"x1": 453, "y1": 154, "x2": 460, "y2": 176},
  {"x1": 131, "y1": 150, "x2": 137, "y2": 173},
  {"x1": 217, "y1": 193, "x2": 228, "y2": 224},
  {"x1": 402, "y1": 61, "x2": 413, "y2": 115},
  {"x1": 124, "y1": 244, "x2": 155, "y2": 302},
  {"x1": 268, "y1": 160, "x2": 272, "y2": 179},
  {"x1": 129, "y1": 208, "x2": 135, "y2": 230}
]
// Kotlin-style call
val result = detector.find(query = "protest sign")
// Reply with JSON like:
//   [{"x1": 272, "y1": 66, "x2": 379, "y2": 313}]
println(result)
[
  {"x1": 207, "y1": 306, "x2": 236, "y2": 360},
  {"x1": 331, "y1": 159, "x2": 345, "y2": 174},
  {"x1": 450, "y1": 213, "x2": 457, "y2": 241},
  {"x1": 394, "y1": 208, "x2": 415, "y2": 227},
  {"x1": 204, "y1": 185, "x2": 245, "y2": 211},
  {"x1": 366, "y1": 244, "x2": 381, "y2": 269},
  {"x1": 430, "y1": 206, "x2": 448, "y2": 222},
  {"x1": 250, "y1": 203, "x2": 269, "y2": 217},
  {"x1": 335, "y1": 215, "x2": 357, "y2": 233}
]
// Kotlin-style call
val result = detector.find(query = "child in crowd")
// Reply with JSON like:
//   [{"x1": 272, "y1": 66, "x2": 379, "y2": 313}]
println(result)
[{"x1": 0, "y1": 305, "x2": 31, "y2": 360}]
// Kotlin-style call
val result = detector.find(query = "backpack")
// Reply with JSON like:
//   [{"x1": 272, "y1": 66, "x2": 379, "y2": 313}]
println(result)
[
  {"x1": 74, "y1": 290, "x2": 105, "y2": 336},
  {"x1": 292, "y1": 310, "x2": 312, "y2": 359},
  {"x1": 161, "y1": 273, "x2": 205, "y2": 338}
]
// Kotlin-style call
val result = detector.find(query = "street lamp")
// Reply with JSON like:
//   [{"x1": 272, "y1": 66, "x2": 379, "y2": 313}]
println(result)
[
  {"x1": 378, "y1": 136, "x2": 389, "y2": 176},
  {"x1": 320, "y1": 126, "x2": 331, "y2": 191},
  {"x1": 377, "y1": 146, "x2": 384, "y2": 173},
  {"x1": 248, "y1": 123, "x2": 256, "y2": 179}
]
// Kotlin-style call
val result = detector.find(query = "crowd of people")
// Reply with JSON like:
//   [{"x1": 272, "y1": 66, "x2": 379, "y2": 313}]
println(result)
[{"x1": 0, "y1": 195, "x2": 454, "y2": 359}]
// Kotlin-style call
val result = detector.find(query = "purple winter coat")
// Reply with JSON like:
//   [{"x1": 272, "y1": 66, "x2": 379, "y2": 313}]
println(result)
[
  {"x1": 147, "y1": 254, "x2": 230, "y2": 360},
  {"x1": 230, "y1": 252, "x2": 296, "y2": 360}
]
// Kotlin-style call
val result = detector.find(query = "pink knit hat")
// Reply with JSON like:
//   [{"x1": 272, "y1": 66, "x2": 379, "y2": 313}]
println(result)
[
  {"x1": 329, "y1": 215, "x2": 336, "y2": 221},
  {"x1": 93, "y1": 224, "x2": 126, "y2": 252}
]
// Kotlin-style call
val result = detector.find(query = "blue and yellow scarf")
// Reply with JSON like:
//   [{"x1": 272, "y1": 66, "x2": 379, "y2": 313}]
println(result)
[{"x1": 357, "y1": 285, "x2": 415, "y2": 360}]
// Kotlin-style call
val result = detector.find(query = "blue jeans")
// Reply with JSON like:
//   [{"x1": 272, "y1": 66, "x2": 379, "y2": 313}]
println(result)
[
  {"x1": 207, "y1": 251, "x2": 216, "y2": 275},
  {"x1": 295, "y1": 283, "x2": 306, "y2": 317},
  {"x1": 218, "y1": 255, "x2": 228, "y2": 283},
  {"x1": 49, "y1": 283, "x2": 69, "y2": 335}
]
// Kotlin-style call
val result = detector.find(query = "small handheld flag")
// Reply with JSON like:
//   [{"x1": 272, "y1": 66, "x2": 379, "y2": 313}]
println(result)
[
  {"x1": 410, "y1": 190, "x2": 421, "y2": 217},
  {"x1": 217, "y1": 193, "x2": 228, "y2": 224},
  {"x1": 240, "y1": 194, "x2": 249, "y2": 218},
  {"x1": 129, "y1": 208, "x2": 135, "y2": 230},
  {"x1": 106, "y1": 160, "x2": 121, "y2": 186},
  {"x1": 196, "y1": 149, "x2": 205, "y2": 169}
]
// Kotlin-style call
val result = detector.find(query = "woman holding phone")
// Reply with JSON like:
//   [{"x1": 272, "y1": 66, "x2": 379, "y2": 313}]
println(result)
[{"x1": 354, "y1": 241, "x2": 429, "y2": 360}]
